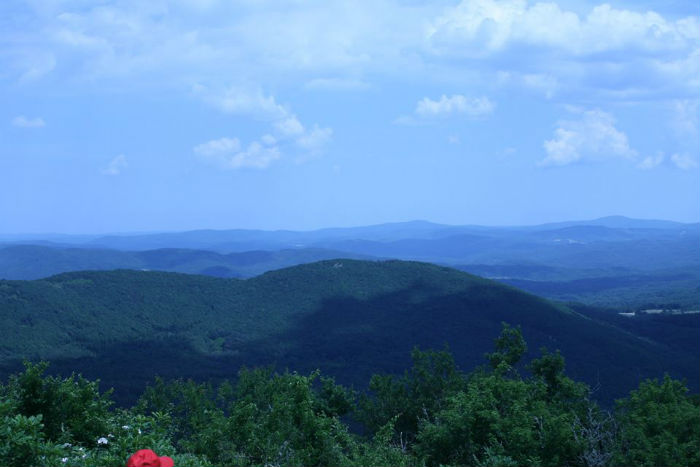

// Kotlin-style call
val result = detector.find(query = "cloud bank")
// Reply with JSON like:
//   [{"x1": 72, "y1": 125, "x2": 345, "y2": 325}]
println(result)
[
  {"x1": 194, "y1": 137, "x2": 280, "y2": 170},
  {"x1": 193, "y1": 85, "x2": 333, "y2": 169},
  {"x1": 541, "y1": 109, "x2": 636, "y2": 166},
  {"x1": 2, "y1": 1, "x2": 696, "y2": 100}
]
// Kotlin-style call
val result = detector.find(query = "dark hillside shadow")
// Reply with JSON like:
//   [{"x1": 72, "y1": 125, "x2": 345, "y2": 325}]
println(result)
[
  {"x1": 2, "y1": 280, "x2": 697, "y2": 407},
  {"x1": 232, "y1": 280, "x2": 700, "y2": 405},
  {"x1": 0, "y1": 339, "x2": 269, "y2": 407}
]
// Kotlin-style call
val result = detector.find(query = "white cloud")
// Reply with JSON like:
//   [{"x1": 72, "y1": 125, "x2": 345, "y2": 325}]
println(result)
[
  {"x1": 671, "y1": 99, "x2": 700, "y2": 136},
  {"x1": 396, "y1": 94, "x2": 495, "y2": 124},
  {"x1": 274, "y1": 116, "x2": 305, "y2": 137},
  {"x1": 18, "y1": 53, "x2": 57, "y2": 82},
  {"x1": 193, "y1": 137, "x2": 241, "y2": 157},
  {"x1": 11, "y1": 1, "x2": 418, "y2": 86},
  {"x1": 102, "y1": 154, "x2": 127, "y2": 175},
  {"x1": 192, "y1": 119, "x2": 331, "y2": 170},
  {"x1": 11, "y1": 116, "x2": 46, "y2": 128},
  {"x1": 670, "y1": 153, "x2": 698, "y2": 170},
  {"x1": 415, "y1": 94, "x2": 495, "y2": 118},
  {"x1": 195, "y1": 84, "x2": 332, "y2": 161},
  {"x1": 521, "y1": 73, "x2": 558, "y2": 99},
  {"x1": 208, "y1": 86, "x2": 289, "y2": 120},
  {"x1": 296, "y1": 125, "x2": 333, "y2": 154},
  {"x1": 637, "y1": 153, "x2": 665, "y2": 170},
  {"x1": 428, "y1": 1, "x2": 699, "y2": 57},
  {"x1": 194, "y1": 137, "x2": 280, "y2": 170},
  {"x1": 636, "y1": 152, "x2": 699, "y2": 171},
  {"x1": 4, "y1": 1, "x2": 697, "y2": 102},
  {"x1": 426, "y1": 1, "x2": 700, "y2": 99},
  {"x1": 226, "y1": 142, "x2": 281, "y2": 170},
  {"x1": 541, "y1": 109, "x2": 636, "y2": 166},
  {"x1": 260, "y1": 134, "x2": 277, "y2": 146}
]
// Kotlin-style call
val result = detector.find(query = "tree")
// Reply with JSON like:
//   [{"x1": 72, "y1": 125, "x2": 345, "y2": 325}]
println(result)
[
  {"x1": 208, "y1": 368, "x2": 355, "y2": 466},
  {"x1": 485, "y1": 322, "x2": 527, "y2": 374},
  {"x1": 414, "y1": 326, "x2": 589, "y2": 466},
  {"x1": 613, "y1": 375, "x2": 700, "y2": 467},
  {"x1": 357, "y1": 346, "x2": 465, "y2": 443},
  {"x1": 3, "y1": 362, "x2": 113, "y2": 445}
]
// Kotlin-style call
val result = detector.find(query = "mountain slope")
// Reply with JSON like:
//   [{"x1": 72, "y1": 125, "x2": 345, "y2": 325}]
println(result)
[{"x1": 0, "y1": 260, "x2": 696, "y2": 405}]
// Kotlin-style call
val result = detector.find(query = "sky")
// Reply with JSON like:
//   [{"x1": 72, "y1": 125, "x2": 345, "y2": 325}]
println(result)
[{"x1": 1, "y1": 0, "x2": 699, "y2": 233}]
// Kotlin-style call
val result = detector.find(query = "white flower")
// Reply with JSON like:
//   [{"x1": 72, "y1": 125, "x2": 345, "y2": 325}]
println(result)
[
  {"x1": 122, "y1": 425, "x2": 130, "y2": 430},
  {"x1": 62, "y1": 443, "x2": 72, "y2": 448},
  {"x1": 61, "y1": 458, "x2": 68, "y2": 463},
  {"x1": 137, "y1": 428, "x2": 142, "y2": 435},
  {"x1": 97, "y1": 437, "x2": 109, "y2": 445},
  {"x1": 108, "y1": 433, "x2": 114, "y2": 438}
]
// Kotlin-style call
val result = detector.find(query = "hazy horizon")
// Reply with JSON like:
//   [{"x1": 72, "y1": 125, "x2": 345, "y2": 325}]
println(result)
[
  {"x1": 1, "y1": 214, "x2": 698, "y2": 238},
  {"x1": 2, "y1": 0, "x2": 698, "y2": 234}
]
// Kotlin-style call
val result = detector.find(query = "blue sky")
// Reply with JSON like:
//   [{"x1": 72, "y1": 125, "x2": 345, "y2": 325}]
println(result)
[{"x1": 1, "y1": 0, "x2": 698, "y2": 233}]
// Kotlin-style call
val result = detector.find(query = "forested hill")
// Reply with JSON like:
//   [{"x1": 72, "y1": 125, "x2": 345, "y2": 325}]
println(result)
[{"x1": 1, "y1": 259, "x2": 696, "y2": 405}]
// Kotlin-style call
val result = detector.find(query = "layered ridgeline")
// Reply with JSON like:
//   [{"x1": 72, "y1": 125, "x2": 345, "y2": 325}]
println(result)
[
  {"x1": 1, "y1": 260, "x2": 697, "y2": 405},
  {"x1": 2, "y1": 216, "x2": 698, "y2": 308},
  {"x1": 0, "y1": 245, "x2": 371, "y2": 280}
]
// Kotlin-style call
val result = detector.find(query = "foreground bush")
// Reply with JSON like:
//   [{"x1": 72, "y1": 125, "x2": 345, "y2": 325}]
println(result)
[{"x1": 1, "y1": 325, "x2": 697, "y2": 466}]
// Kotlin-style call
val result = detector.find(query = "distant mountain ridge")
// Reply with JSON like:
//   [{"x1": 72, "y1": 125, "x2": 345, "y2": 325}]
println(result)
[
  {"x1": 521, "y1": 215, "x2": 695, "y2": 231},
  {"x1": 0, "y1": 245, "x2": 372, "y2": 280},
  {"x1": 1, "y1": 216, "x2": 698, "y2": 308},
  {"x1": 1, "y1": 216, "x2": 696, "y2": 250}
]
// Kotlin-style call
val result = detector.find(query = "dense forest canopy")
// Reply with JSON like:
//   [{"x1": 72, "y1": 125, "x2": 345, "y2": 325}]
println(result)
[
  {"x1": 1, "y1": 325, "x2": 698, "y2": 467},
  {"x1": 1, "y1": 261, "x2": 697, "y2": 407}
]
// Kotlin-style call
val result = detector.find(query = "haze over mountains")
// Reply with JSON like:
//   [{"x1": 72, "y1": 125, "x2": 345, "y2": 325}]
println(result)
[
  {"x1": 2, "y1": 216, "x2": 698, "y2": 308},
  {"x1": 2, "y1": 215, "x2": 694, "y2": 250},
  {"x1": 2, "y1": 215, "x2": 698, "y2": 407}
]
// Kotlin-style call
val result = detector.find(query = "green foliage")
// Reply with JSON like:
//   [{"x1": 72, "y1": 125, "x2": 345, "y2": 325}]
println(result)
[
  {"x1": 2, "y1": 361, "x2": 113, "y2": 445},
  {"x1": 529, "y1": 347, "x2": 565, "y2": 389},
  {"x1": 529, "y1": 347, "x2": 590, "y2": 407},
  {"x1": 316, "y1": 376, "x2": 356, "y2": 418},
  {"x1": 485, "y1": 322, "x2": 527, "y2": 373},
  {"x1": 613, "y1": 375, "x2": 700, "y2": 467},
  {"x1": 135, "y1": 377, "x2": 222, "y2": 453},
  {"x1": 414, "y1": 373, "x2": 581, "y2": 466},
  {"x1": 67, "y1": 411, "x2": 177, "y2": 467},
  {"x1": 221, "y1": 368, "x2": 356, "y2": 466},
  {"x1": 358, "y1": 346, "x2": 465, "y2": 442},
  {"x1": 346, "y1": 416, "x2": 416, "y2": 467},
  {"x1": 413, "y1": 329, "x2": 596, "y2": 466},
  {"x1": 136, "y1": 368, "x2": 359, "y2": 466},
  {"x1": 0, "y1": 363, "x2": 211, "y2": 467},
  {"x1": 0, "y1": 407, "x2": 61, "y2": 467},
  {"x1": 0, "y1": 324, "x2": 698, "y2": 467}
]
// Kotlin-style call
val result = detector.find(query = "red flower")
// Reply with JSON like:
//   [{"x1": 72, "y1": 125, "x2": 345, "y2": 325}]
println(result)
[{"x1": 126, "y1": 449, "x2": 174, "y2": 467}]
